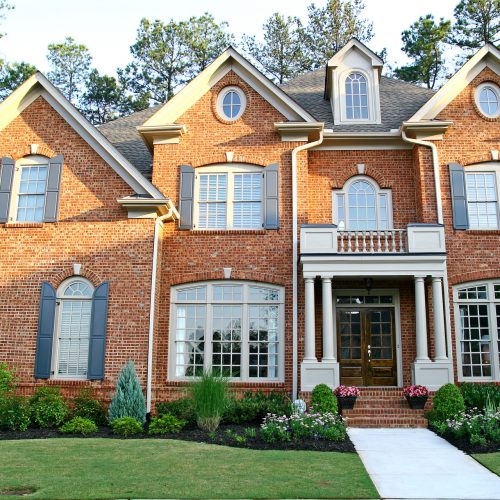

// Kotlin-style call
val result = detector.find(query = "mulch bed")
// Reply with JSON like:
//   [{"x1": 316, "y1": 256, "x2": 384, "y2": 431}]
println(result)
[
  {"x1": 429, "y1": 429, "x2": 499, "y2": 454},
  {"x1": 0, "y1": 423, "x2": 356, "y2": 453}
]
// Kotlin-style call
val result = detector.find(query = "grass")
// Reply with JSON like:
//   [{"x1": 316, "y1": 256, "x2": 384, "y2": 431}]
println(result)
[
  {"x1": 473, "y1": 452, "x2": 500, "y2": 476},
  {"x1": 0, "y1": 438, "x2": 378, "y2": 499}
]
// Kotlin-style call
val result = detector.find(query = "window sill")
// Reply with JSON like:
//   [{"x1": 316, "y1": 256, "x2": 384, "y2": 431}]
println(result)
[
  {"x1": 2, "y1": 222, "x2": 44, "y2": 228},
  {"x1": 187, "y1": 229, "x2": 269, "y2": 235}
]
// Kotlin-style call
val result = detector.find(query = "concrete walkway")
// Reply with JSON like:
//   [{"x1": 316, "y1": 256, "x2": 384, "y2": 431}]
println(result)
[{"x1": 348, "y1": 428, "x2": 500, "y2": 500}]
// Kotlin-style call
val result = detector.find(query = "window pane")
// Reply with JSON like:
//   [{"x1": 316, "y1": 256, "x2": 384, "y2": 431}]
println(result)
[
  {"x1": 348, "y1": 180, "x2": 377, "y2": 230},
  {"x1": 457, "y1": 285, "x2": 488, "y2": 300},
  {"x1": 222, "y1": 91, "x2": 241, "y2": 119},
  {"x1": 213, "y1": 285, "x2": 243, "y2": 301},
  {"x1": 345, "y1": 73, "x2": 368, "y2": 120},
  {"x1": 479, "y1": 87, "x2": 499, "y2": 116},
  {"x1": 249, "y1": 305, "x2": 279, "y2": 378},
  {"x1": 175, "y1": 305, "x2": 205, "y2": 377},
  {"x1": 233, "y1": 173, "x2": 262, "y2": 229},
  {"x1": 249, "y1": 286, "x2": 279, "y2": 302},
  {"x1": 63, "y1": 281, "x2": 93, "y2": 297},
  {"x1": 198, "y1": 174, "x2": 227, "y2": 229},
  {"x1": 212, "y1": 305, "x2": 242, "y2": 377},
  {"x1": 17, "y1": 165, "x2": 47, "y2": 222},
  {"x1": 466, "y1": 173, "x2": 498, "y2": 229},
  {"x1": 177, "y1": 286, "x2": 206, "y2": 301}
]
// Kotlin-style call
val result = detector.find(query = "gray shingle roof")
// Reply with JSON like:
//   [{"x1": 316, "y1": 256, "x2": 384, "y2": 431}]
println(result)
[{"x1": 281, "y1": 69, "x2": 436, "y2": 132}]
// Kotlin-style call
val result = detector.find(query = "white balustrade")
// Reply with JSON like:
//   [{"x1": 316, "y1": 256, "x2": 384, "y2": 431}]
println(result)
[{"x1": 337, "y1": 229, "x2": 406, "y2": 254}]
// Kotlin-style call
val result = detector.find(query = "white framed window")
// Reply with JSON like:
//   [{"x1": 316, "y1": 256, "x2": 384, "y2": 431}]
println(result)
[
  {"x1": 9, "y1": 155, "x2": 49, "y2": 222},
  {"x1": 345, "y1": 72, "x2": 368, "y2": 120},
  {"x1": 475, "y1": 82, "x2": 500, "y2": 119},
  {"x1": 216, "y1": 86, "x2": 247, "y2": 121},
  {"x1": 333, "y1": 176, "x2": 392, "y2": 230},
  {"x1": 465, "y1": 164, "x2": 500, "y2": 229},
  {"x1": 169, "y1": 281, "x2": 284, "y2": 381},
  {"x1": 454, "y1": 281, "x2": 500, "y2": 381},
  {"x1": 52, "y1": 277, "x2": 94, "y2": 380},
  {"x1": 194, "y1": 164, "x2": 263, "y2": 230}
]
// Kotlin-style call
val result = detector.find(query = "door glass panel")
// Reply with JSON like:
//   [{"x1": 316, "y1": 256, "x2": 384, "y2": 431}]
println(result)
[
  {"x1": 338, "y1": 310, "x2": 361, "y2": 360},
  {"x1": 369, "y1": 310, "x2": 393, "y2": 360}
]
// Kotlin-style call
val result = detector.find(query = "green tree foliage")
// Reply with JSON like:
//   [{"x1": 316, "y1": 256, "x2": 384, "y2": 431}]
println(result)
[
  {"x1": 449, "y1": 0, "x2": 499, "y2": 53},
  {"x1": 47, "y1": 37, "x2": 92, "y2": 104},
  {"x1": 0, "y1": 61, "x2": 36, "y2": 100},
  {"x1": 0, "y1": 0, "x2": 13, "y2": 39},
  {"x1": 243, "y1": 13, "x2": 309, "y2": 84},
  {"x1": 394, "y1": 15, "x2": 451, "y2": 89},
  {"x1": 305, "y1": 0, "x2": 374, "y2": 67}
]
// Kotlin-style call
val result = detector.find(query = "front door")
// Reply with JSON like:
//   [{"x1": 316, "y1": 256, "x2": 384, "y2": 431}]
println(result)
[{"x1": 337, "y1": 308, "x2": 397, "y2": 386}]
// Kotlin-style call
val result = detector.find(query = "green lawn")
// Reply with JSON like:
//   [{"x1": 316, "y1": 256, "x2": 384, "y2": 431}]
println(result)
[
  {"x1": 0, "y1": 438, "x2": 378, "y2": 499},
  {"x1": 473, "y1": 452, "x2": 500, "y2": 476}
]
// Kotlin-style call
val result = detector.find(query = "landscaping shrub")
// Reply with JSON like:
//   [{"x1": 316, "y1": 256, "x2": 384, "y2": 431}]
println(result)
[
  {"x1": 223, "y1": 391, "x2": 291, "y2": 424},
  {"x1": 60, "y1": 417, "x2": 98, "y2": 435},
  {"x1": 0, "y1": 363, "x2": 15, "y2": 399},
  {"x1": 0, "y1": 395, "x2": 30, "y2": 432},
  {"x1": 148, "y1": 413, "x2": 186, "y2": 435},
  {"x1": 310, "y1": 384, "x2": 337, "y2": 414},
  {"x1": 112, "y1": 416, "x2": 143, "y2": 436},
  {"x1": 70, "y1": 388, "x2": 106, "y2": 425},
  {"x1": 190, "y1": 371, "x2": 228, "y2": 432},
  {"x1": 29, "y1": 387, "x2": 68, "y2": 428},
  {"x1": 460, "y1": 383, "x2": 500, "y2": 411},
  {"x1": 446, "y1": 406, "x2": 500, "y2": 445},
  {"x1": 156, "y1": 397, "x2": 195, "y2": 424},
  {"x1": 432, "y1": 383, "x2": 465, "y2": 421},
  {"x1": 108, "y1": 360, "x2": 146, "y2": 424}
]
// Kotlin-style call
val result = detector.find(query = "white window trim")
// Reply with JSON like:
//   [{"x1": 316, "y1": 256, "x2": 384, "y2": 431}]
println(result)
[
  {"x1": 51, "y1": 277, "x2": 94, "y2": 381},
  {"x1": 8, "y1": 155, "x2": 49, "y2": 223},
  {"x1": 216, "y1": 86, "x2": 247, "y2": 121},
  {"x1": 464, "y1": 162, "x2": 500, "y2": 230},
  {"x1": 193, "y1": 163, "x2": 264, "y2": 230},
  {"x1": 168, "y1": 281, "x2": 285, "y2": 382},
  {"x1": 332, "y1": 175, "x2": 393, "y2": 230},
  {"x1": 475, "y1": 82, "x2": 500, "y2": 119},
  {"x1": 453, "y1": 280, "x2": 500, "y2": 382}
]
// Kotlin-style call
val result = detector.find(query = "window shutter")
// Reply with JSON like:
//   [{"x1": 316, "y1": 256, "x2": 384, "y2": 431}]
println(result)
[
  {"x1": 87, "y1": 281, "x2": 109, "y2": 380},
  {"x1": 44, "y1": 155, "x2": 63, "y2": 223},
  {"x1": 0, "y1": 157, "x2": 14, "y2": 223},
  {"x1": 264, "y1": 162, "x2": 279, "y2": 229},
  {"x1": 179, "y1": 165, "x2": 195, "y2": 229},
  {"x1": 34, "y1": 282, "x2": 56, "y2": 379},
  {"x1": 449, "y1": 163, "x2": 469, "y2": 230}
]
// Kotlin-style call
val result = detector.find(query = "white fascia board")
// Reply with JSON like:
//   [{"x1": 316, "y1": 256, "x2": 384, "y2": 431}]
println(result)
[
  {"x1": 0, "y1": 72, "x2": 165, "y2": 199},
  {"x1": 142, "y1": 47, "x2": 315, "y2": 127},
  {"x1": 328, "y1": 38, "x2": 384, "y2": 68},
  {"x1": 409, "y1": 44, "x2": 500, "y2": 122}
]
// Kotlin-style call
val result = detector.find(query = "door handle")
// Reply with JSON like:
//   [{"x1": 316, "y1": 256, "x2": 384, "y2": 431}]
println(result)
[{"x1": 367, "y1": 344, "x2": 371, "y2": 362}]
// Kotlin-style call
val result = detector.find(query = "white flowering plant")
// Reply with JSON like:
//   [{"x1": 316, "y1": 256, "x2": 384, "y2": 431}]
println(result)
[{"x1": 446, "y1": 407, "x2": 500, "y2": 446}]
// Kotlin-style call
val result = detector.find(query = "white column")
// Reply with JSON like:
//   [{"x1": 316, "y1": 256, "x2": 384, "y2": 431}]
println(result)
[
  {"x1": 322, "y1": 277, "x2": 335, "y2": 361},
  {"x1": 415, "y1": 276, "x2": 430, "y2": 361},
  {"x1": 432, "y1": 277, "x2": 447, "y2": 360},
  {"x1": 304, "y1": 277, "x2": 317, "y2": 361}
]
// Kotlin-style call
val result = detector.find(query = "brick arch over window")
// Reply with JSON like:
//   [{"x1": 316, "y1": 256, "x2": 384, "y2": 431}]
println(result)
[
  {"x1": 50, "y1": 266, "x2": 103, "y2": 289},
  {"x1": 463, "y1": 157, "x2": 500, "y2": 167},
  {"x1": 190, "y1": 154, "x2": 274, "y2": 169},
  {"x1": 10, "y1": 145, "x2": 56, "y2": 161},
  {"x1": 331, "y1": 166, "x2": 392, "y2": 189},
  {"x1": 449, "y1": 270, "x2": 500, "y2": 287},
  {"x1": 169, "y1": 270, "x2": 288, "y2": 288}
]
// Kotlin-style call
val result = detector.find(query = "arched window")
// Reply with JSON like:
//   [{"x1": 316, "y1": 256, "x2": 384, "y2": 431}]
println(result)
[
  {"x1": 475, "y1": 82, "x2": 500, "y2": 119},
  {"x1": 333, "y1": 176, "x2": 392, "y2": 230},
  {"x1": 53, "y1": 277, "x2": 94, "y2": 379},
  {"x1": 345, "y1": 72, "x2": 368, "y2": 120},
  {"x1": 170, "y1": 281, "x2": 284, "y2": 381},
  {"x1": 454, "y1": 281, "x2": 500, "y2": 380}
]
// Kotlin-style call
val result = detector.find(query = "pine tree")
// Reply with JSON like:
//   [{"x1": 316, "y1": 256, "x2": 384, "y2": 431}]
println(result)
[{"x1": 108, "y1": 360, "x2": 146, "y2": 424}]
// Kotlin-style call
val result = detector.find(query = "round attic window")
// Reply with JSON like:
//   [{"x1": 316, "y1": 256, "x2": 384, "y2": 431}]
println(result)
[
  {"x1": 217, "y1": 86, "x2": 246, "y2": 121},
  {"x1": 475, "y1": 82, "x2": 500, "y2": 119}
]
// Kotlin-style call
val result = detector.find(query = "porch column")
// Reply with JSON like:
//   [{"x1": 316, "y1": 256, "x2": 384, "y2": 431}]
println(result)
[
  {"x1": 432, "y1": 277, "x2": 448, "y2": 360},
  {"x1": 304, "y1": 277, "x2": 317, "y2": 361},
  {"x1": 415, "y1": 276, "x2": 430, "y2": 361},
  {"x1": 322, "y1": 277, "x2": 335, "y2": 361}
]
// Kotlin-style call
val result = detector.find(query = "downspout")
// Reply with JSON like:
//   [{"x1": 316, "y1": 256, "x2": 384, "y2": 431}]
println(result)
[
  {"x1": 291, "y1": 129, "x2": 324, "y2": 401},
  {"x1": 401, "y1": 128, "x2": 443, "y2": 224},
  {"x1": 146, "y1": 200, "x2": 178, "y2": 415}
]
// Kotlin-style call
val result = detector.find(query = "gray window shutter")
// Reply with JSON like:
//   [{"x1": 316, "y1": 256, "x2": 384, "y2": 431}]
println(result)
[
  {"x1": 449, "y1": 163, "x2": 469, "y2": 230},
  {"x1": 34, "y1": 282, "x2": 56, "y2": 379},
  {"x1": 44, "y1": 155, "x2": 63, "y2": 222},
  {"x1": 0, "y1": 157, "x2": 14, "y2": 223},
  {"x1": 179, "y1": 165, "x2": 194, "y2": 230},
  {"x1": 87, "y1": 281, "x2": 109, "y2": 380},
  {"x1": 264, "y1": 162, "x2": 279, "y2": 229}
]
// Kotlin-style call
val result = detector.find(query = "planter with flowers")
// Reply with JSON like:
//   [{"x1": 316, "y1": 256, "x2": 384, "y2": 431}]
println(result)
[
  {"x1": 403, "y1": 385, "x2": 429, "y2": 409},
  {"x1": 334, "y1": 385, "x2": 360, "y2": 410}
]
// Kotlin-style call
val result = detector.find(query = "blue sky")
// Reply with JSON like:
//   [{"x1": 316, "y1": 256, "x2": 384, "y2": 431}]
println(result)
[{"x1": 0, "y1": 0, "x2": 459, "y2": 75}]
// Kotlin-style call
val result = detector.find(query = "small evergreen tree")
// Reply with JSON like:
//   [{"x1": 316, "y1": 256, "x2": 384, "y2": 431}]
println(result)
[{"x1": 108, "y1": 360, "x2": 146, "y2": 424}]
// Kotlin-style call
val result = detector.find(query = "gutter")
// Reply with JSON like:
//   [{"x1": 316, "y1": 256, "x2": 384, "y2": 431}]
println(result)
[
  {"x1": 146, "y1": 199, "x2": 178, "y2": 415},
  {"x1": 291, "y1": 128, "x2": 324, "y2": 400},
  {"x1": 401, "y1": 128, "x2": 444, "y2": 224}
]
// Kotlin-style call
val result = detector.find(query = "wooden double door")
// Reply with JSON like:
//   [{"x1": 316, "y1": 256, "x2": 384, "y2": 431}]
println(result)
[{"x1": 337, "y1": 308, "x2": 397, "y2": 386}]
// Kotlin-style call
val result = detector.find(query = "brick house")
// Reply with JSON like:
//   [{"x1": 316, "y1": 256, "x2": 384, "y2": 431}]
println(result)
[{"x1": 0, "y1": 39, "x2": 498, "y2": 425}]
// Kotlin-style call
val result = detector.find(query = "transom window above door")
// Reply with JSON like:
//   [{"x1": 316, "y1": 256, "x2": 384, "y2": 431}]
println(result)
[{"x1": 333, "y1": 176, "x2": 392, "y2": 231}]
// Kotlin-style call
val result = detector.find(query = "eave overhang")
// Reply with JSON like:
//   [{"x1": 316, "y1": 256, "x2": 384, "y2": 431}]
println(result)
[
  {"x1": 402, "y1": 120, "x2": 453, "y2": 141},
  {"x1": 274, "y1": 122, "x2": 324, "y2": 142},
  {"x1": 138, "y1": 124, "x2": 187, "y2": 151}
]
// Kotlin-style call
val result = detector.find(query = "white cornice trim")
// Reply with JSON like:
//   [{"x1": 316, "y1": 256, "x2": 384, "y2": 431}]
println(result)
[
  {"x1": 138, "y1": 124, "x2": 187, "y2": 150},
  {"x1": 274, "y1": 122, "x2": 324, "y2": 141},
  {"x1": 327, "y1": 38, "x2": 384, "y2": 68},
  {"x1": 0, "y1": 72, "x2": 165, "y2": 199},
  {"x1": 409, "y1": 44, "x2": 500, "y2": 122}
]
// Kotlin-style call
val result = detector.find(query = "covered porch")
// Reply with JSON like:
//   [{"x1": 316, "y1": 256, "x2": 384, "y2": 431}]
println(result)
[{"x1": 299, "y1": 223, "x2": 454, "y2": 391}]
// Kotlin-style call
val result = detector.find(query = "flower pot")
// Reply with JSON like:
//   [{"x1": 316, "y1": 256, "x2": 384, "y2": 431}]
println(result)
[
  {"x1": 337, "y1": 396, "x2": 357, "y2": 410},
  {"x1": 406, "y1": 395, "x2": 428, "y2": 410}
]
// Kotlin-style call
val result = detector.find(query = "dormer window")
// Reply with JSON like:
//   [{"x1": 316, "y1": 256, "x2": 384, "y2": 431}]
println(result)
[{"x1": 346, "y1": 72, "x2": 368, "y2": 120}]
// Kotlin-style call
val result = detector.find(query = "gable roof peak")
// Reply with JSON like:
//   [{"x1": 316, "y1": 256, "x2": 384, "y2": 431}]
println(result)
[{"x1": 328, "y1": 38, "x2": 384, "y2": 68}]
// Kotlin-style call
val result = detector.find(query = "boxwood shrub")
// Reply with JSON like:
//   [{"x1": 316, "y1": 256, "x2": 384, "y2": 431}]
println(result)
[
  {"x1": 30, "y1": 387, "x2": 68, "y2": 428},
  {"x1": 310, "y1": 384, "x2": 337, "y2": 414},
  {"x1": 60, "y1": 417, "x2": 98, "y2": 435},
  {"x1": 432, "y1": 383, "x2": 465, "y2": 421},
  {"x1": 112, "y1": 416, "x2": 143, "y2": 436},
  {"x1": 148, "y1": 413, "x2": 186, "y2": 435}
]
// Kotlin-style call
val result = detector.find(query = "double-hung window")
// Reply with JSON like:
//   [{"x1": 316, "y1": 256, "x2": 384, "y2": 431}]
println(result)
[
  {"x1": 194, "y1": 165, "x2": 263, "y2": 230},
  {"x1": 465, "y1": 169, "x2": 499, "y2": 229},
  {"x1": 170, "y1": 282, "x2": 284, "y2": 381}
]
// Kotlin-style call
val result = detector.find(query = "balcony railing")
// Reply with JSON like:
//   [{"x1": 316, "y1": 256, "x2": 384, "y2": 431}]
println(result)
[{"x1": 300, "y1": 224, "x2": 446, "y2": 255}]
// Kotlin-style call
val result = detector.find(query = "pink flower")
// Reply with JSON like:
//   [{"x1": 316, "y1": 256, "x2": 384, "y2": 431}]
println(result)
[
  {"x1": 334, "y1": 385, "x2": 360, "y2": 397},
  {"x1": 403, "y1": 385, "x2": 429, "y2": 397}
]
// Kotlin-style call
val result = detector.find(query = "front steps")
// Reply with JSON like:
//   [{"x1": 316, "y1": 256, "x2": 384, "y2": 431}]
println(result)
[{"x1": 342, "y1": 388, "x2": 431, "y2": 428}]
